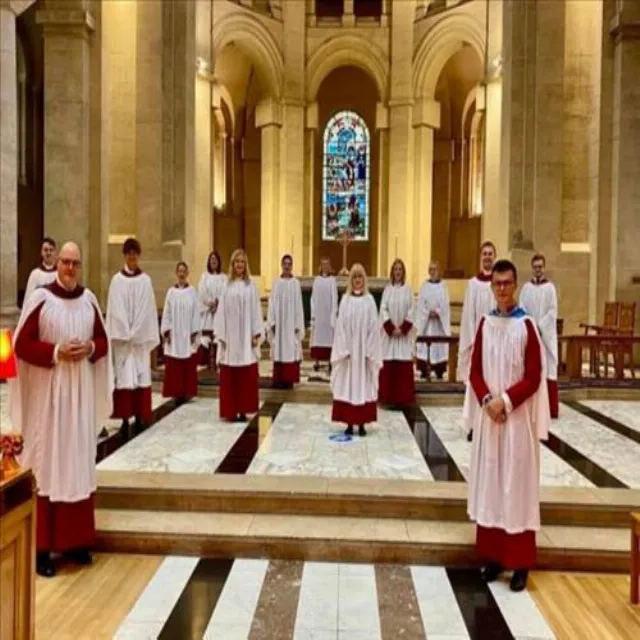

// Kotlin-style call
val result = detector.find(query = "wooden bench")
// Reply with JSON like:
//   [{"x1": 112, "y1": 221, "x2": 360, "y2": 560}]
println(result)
[{"x1": 632, "y1": 513, "x2": 640, "y2": 604}]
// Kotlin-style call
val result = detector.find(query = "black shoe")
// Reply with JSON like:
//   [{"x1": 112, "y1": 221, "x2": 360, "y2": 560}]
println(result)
[
  {"x1": 134, "y1": 417, "x2": 145, "y2": 434},
  {"x1": 63, "y1": 547, "x2": 93, "y2": 566},
  {"x1": 344, "y1": 425, "x2": 354, "y2": 436},
  {"x1": 36, "y1": 551, "x2": 56, "y2": 578},
  {"x1": 236, "y1": 414, "x2": 247, "y2": 422},
  {"x1": 480, "y1": 562, "x2": 503, "y2": 583},
  {"x1": 358, "y1": 425, "x2": 367, "y2": 437},
  {"x1": 467, "y1": 429, "x2": 473, "y2": 442},
  {"x1": 510, "y1": 570, "x2": 528, "y2": 592}
]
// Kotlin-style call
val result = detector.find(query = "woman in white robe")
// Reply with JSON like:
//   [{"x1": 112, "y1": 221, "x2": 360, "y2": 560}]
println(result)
[
  {"x1": 214, "y1": 249, "x2": 264, "y2": 421},
  {"x1": 416, "y1": 262, "x2": 451, "y2": 379},
  {"x1": 197, "y1": 250, "x2": 226, "y2": 370},
  {"x1": 161, "y1": 261, "x2": 201, "y2": 401},
  {"x1": 330, "y1": 263, "x2": 382, "y2": 436},
  {"x1": 310, "y1": 257, "x2": 338, "y2": 370},
  {"x1": 268, "y1": 254, "x2": 305, "y2": 388},
  {"x1": 379, "y1": 259, "x2": 415, "y2": 408}
]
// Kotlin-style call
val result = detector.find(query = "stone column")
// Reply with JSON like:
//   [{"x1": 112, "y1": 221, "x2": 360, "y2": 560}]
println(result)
[
  {"x1": 0, "y1": 2, "x2": 21, "y2": 322},
  {"x1": 342, "y1": 0, "x2": 355, "y2": 27},
  {"x1": 37, "y1": 2, "x2": 94, "y2": 280},
  {"x1": 376, "y1": 102, "x2": 389, "y2": 277},
  {"x1": 610, "y1": 2, "x2": 640, "y2": 316},
  {"x1": 412, "y1": 98, "x2": 440, "y2": 288},
  {"x1": 257, "y1": 98, "x2": 282, "y2": 289},
  {"x1": 303, "y1": 102, "x2": 318, "y2": 275},
  {"x1": 387, "y1": 0, "x2": 416, "y2": 276},
  {"x1": 281, "y1": 0, "x2": 305, "y2": 271}
]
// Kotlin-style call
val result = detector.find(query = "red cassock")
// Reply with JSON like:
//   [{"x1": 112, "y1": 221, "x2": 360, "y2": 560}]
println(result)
[
  {"x1": 14, "y1": 283, "x2": 108, "y2": 552},
  {"x1": 378, "y1": 319, "x2": 415, "y2": 407},
  {"x1": 469, "y1": 316, "x2": 542, "y2": 570},
  {"x1": 219, "y1": 363, "x2": 260, "y2": 420},
  {"x1": 162, "y1": 354, "x2": 199, "y2": 398}
]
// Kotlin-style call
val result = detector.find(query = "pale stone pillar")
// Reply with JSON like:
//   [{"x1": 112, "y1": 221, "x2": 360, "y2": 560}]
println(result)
[
  {"x1": 257, "y1": 99, "x2": 282, "y2": 289},
  {"x1": 376, "y1": 102, "x2": 389, "y2": 277},
  {"x1": 412, "y1": 98, "x2": 440, "y2": 288},
  {"x1": 37, "y1": 2, "x2": 94, "y2": 280},
  {"x1": 387, "y1": 0, "x2": 416, "y2": 277},
  {"x1": 303, "y1": 103, "x2": 318, "y2": 275},
  {"x1": 610, "y1": 3, "x2": 640, "y2": 314},
  {"x1": 342, "y1": 0, "x2": 355, "y2": 27},
  {"x1": 0, "y1": 2, "x2": 21, "y2": 321},
  {"x1": 281, "y1": 0, "x2": 305, "y2": 270}
]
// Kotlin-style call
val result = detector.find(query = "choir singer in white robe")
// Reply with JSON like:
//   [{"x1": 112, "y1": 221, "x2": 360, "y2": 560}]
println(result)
[
  {"x1": 416, "y1": 261, "x2": 451, "y2": 380},
  {"x1": 268, "y1": 254, "x2": 305, "y2": 388},
  {"x1": 9, "y1": 242, "x2": 111, "y2": 578},
  {"x1": 197, "y1": 250, "x2": 226, "y2": 370},
  {"x1": 22, "y1": 236, "x2": 57, "y2": 308},
  {"x1": 378, "y1": 259, "x2": 415, "y2": 408},
  {"x1": 519, "y1": 253, "x2": 559, "y2": 418},
  {"x1": 331, "y1": 263, "x2": 382, "y2": 437},
  {"x1": 310, "y1": 257, "x2": 338, "y2": 371},
  {"x1": 464, "y1": 259, "x2": 549, "y2": 593},
  {"x1": 106, "y1": 238, "x2": 159, "y2": 433},
  {"x1": 214, "y1": 249, "x2": 264, "y2": 421},
  {"x1": 161, "y1": 261, "x2": 201, "y2": 402}
]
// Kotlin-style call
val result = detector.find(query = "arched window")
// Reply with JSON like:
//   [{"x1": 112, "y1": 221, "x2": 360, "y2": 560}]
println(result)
[{"x1": 322, "y1": 110, "x2": 370, "y2": 241}]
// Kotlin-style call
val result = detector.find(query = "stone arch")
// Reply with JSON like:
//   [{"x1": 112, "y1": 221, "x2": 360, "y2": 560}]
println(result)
[
  {"x1": 213, "y1": 82, "x2": 235, "y2": 135},
  {"x1": 413, "y1": 13, "x2": 485, "y2": 99},
  {"x1": 212, "y1": 12, "x2": 284, "y2": 99},
  {"x1": 306, "y1": 35, "x2": 388, "y2": 102},
  {"x1": 461, "y1": 85, "x2": 477, "y2": 134}
]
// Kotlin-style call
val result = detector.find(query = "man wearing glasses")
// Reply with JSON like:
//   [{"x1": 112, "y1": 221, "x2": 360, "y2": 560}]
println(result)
[
  {"x1": 9, "y1": 242, "x2": 111, "y2": 577},
  {"x1": 463, "y1": 259, "x2": 550, "y2": 593}
]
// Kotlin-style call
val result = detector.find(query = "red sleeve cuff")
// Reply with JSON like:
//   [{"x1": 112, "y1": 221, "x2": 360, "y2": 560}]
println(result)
[
  {"x1": 400, "y1": 320, "x2": 413, "y2": 335},
  {"x1": 383, "y1": 320, "x2": 395, "y2": 336}
]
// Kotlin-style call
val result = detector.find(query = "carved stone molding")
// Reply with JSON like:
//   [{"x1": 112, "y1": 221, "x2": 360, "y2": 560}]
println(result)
[{"x1": 36, "y1": 9, "x2": 95, "y2": 39}]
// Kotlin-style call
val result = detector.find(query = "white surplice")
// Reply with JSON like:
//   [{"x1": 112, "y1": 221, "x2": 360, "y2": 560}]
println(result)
[
  {"x1": 519, "y1": 281, "x2": 558, "y2": 380},
  {"x1": 380, "y1": 283, "x2": 414, "y2": 361},
  {"x1": 310, "y1": 275, "x2": 338, "y2": 349},
  {"x1": 456, "y1": 276, "x2": 494, "y2": 382},
  {"x1": 416, "y1": 279, "x2": 451, "y2": 365},
  {"x1": 23, "y1": 266, "x2": 57, "y2": 309},
  {"x1": 267, "y1": 277, "x2": 305, "y2": 363},
  {"x1": 161, "y1": 285, "x2": 201, "y2": 359},
  {"x1": 8, "y1": 287, "x2": 112, "y2": 502},
  {"x1": 197, "y1": 272, "x2": 227, "y2": 348},
  {"x1": 214, "y1": 279, "x2": 264, "y2": 366},
  {"x1": 330, "y1": 293, "x2": 383, "y2": 406},
  {"x1": 106, "y1": 270, "x2": 159, "y2": 390},
  {"x1": 464, "y1": 314, "x2": 549, "y2": 534}
]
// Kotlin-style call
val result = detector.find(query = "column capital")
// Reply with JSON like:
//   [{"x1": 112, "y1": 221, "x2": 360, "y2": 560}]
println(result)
[
  {"x1": 305, "y1": 102, "x2": 318, "y2": 130},
  {"x1": 376, "y1": 102, "x2": 389, "y2": 130},
  {"x1": 610, "y1": 13, "x2": 640, "y2": 42},
  {"x1": 1, "y1": 1, "x2": 36, "y2": 16},
  {"x1": 413, "y1": 97, "x2": 440, "y2": 129},
  {"x1": 36, "y1": 8, "x2": 95, "y2": 38},
  {"x1": 256, "y1": 98, "x2": 282, "y2": 128}
]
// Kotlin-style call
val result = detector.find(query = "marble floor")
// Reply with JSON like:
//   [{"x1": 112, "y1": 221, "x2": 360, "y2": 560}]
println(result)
[
  {"x1": 114, "y1": 556, "x2": 556, "y2": 640},
  {"x1": 94, "y1": 396, "x2": 640, "y2": 488}
]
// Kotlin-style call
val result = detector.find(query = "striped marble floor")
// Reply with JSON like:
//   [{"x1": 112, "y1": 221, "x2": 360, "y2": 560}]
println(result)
[
  {"x1": 95, "y1": 397, "x2": 640, "y2": 488},
  {"x1": 115, "y1": 556, "x2": 557, "y2": 640}
]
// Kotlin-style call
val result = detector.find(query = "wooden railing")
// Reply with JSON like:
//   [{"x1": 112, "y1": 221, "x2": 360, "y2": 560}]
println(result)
[{"x1": 560, "y1": 334, "x2": 639, "y2": 381}]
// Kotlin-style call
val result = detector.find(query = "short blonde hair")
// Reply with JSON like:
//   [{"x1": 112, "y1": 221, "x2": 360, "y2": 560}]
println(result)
[
  {"x1": 346, "y1": 262, "x2": 368, "y2": 295},
  {"x1": 228, "y1": 248, "x2": 252, "y2": 282}
]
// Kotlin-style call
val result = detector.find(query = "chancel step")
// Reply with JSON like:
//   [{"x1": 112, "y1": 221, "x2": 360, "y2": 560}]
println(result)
[
  {"x1": 96, "y1": 472, "x2": 640, "y2": 528},
  {"x1": 94, "y1": 509, "x2": 629, "y2": 574}
]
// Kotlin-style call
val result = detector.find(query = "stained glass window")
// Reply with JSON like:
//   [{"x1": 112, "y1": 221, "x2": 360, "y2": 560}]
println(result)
[{"x1": 322, "y1": 110, "x2": 370, "y2": 241}]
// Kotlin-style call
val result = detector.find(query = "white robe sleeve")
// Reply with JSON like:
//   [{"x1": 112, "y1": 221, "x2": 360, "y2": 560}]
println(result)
[
  {"x1": 440, "y1": 283, "x2": 451, "y2": 336},
  {"x1": 294, "y1": 279, "x2": 306, "y2": 340},
  {"x1": 331, "y1": 297, "x2": 351, "y2": 364},
  {"x1": 160, "y1": 289, "x2": 173, "y2": 340},
  {"x1": 330, "y1": 279, "x2": 338, "y2": 329},
  {"x1": 456, "y1": 281, "x2": 476, "y2": 382},
  {"x1": 379, "y1": 285, "x2": 391, "y2": 326}
]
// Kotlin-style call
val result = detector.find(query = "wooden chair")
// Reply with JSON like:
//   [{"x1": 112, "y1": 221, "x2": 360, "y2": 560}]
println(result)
[
  {"x1": 612, "y1": 302, "x2": 636, "y2": 378},
  {"x1": 580, "y1": 302, "x2": 619, "y2": 376},
  {"x1": 632, "y1": 513, "x2": 640, "y2": 604}
]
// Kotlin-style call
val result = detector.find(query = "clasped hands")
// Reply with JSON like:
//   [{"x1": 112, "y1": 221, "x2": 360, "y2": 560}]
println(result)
[
  {"x1": 58, "y1": 339, "x2": 93, "y2": 362},
  {"x1": 485, "y1": 396, "x2": 507, "y2": 423}
]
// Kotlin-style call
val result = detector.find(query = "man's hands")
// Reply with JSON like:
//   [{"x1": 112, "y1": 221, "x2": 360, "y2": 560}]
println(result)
[
  {"x1": 209, "y1": 299, "x2": 218, "y2": 312},
  {"x1": 428, "y1": 310, "x2": 438, "y2": 319},
  {"x1": 392, "y1": 327, "x2": 402, "y2": 337},
  {"x1": 58, "y1": 339, "x2": 93, "y2": 362},
  {"x1": 251, "y1": 335, "x2": 261, "y2": 348},
  {"x1": 485, "y1": 396, "x2": 507, "y2": 423}
]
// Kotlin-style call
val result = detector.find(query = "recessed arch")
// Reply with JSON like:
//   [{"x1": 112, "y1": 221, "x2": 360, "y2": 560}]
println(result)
[
  {"x1": 212, "y1": 12, "x2": 284, "y2": 99},
  {"x1": 413, "y1": 13, "x2": 485, "y2": 99},
  {"x1": 306, "y1": 35, "x2": 388, "y2": 102},
  {"x1": 213, "y1": 82, "x2": 235, "y2": 135}
]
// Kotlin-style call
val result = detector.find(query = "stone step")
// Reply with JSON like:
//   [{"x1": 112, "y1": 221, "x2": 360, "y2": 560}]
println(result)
[
  {"x1": 94, "y1": 508, "x2": 629, "y2": 573},
  {"x1": 96, "y1": 471, "x2": 640, "y2": 528}
]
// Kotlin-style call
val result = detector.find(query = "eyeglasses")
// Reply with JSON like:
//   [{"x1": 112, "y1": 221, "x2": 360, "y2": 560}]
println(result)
[
  {"x1": 59, "y1": 259, "x2": 81, "y2": 268},
  {"x1": 493, "y1": 280, "x2": 515, "y2": 289}
]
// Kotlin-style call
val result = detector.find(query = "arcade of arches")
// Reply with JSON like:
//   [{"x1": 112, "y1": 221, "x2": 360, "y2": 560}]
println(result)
[{"x1": 1, "y1": 0, "x2": 639, "y2": 334}]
